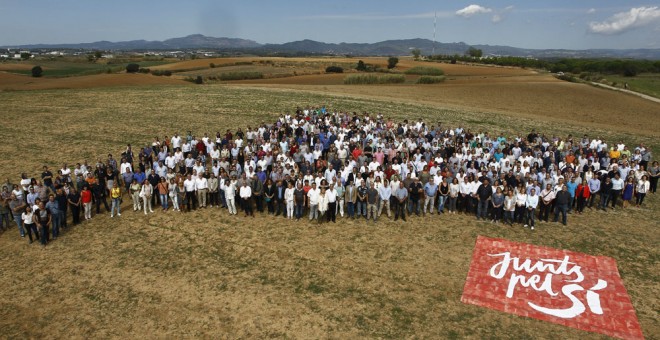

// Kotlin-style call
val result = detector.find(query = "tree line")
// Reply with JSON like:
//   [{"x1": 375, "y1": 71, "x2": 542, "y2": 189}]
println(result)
[{"x1": 427, "y1": 54, "x2": 660, "y2": 77}]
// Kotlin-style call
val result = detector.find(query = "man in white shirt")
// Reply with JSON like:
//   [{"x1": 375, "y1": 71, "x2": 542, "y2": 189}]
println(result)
[
  {"x1": 196, "y1": 175, "x2": 209, "y2": 208},
  {"x1": 223, "y1": 176, "x2": 237, "y2": 214},
  {"x1": 324, "y1": 165, "x2": 337, "y2": 184},
  {"x1": 120, "y1": 160, "x2": 132, "y2": 175},
  {"x1": 326, "y1": 183, "x2": 338, "y2": 222},
  {"x1": 171, "y1": 134, "x2": 182, "y2": 151},
  {"x1": 183, "y1": 174, "x2": 197, "y2": 211},
  {"x1": 239, "y1": 182, "x2": 254, "y2": 216},
  {"x1": 525, "y1": 188, "x2": 539, "y2": 230},
  {"x1": 307, "y1": 183, "x2": 320, "y2": 221}
]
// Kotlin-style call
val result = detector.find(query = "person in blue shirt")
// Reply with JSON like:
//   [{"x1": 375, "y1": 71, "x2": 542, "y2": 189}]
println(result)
[
  {"x1": 566, "y1": 177, "x2": 578, "y2": 213},
  {"x1": 423, "y1": 181, "x2": 438, "y2": 215}
]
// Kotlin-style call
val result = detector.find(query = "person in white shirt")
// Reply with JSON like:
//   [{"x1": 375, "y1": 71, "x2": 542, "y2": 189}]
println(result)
[
  {"x1": 504, "y1": 189, "x2": 516, "y2": 226},
  {"x1": 378, "y1": 179, "x2": 392, "y2": 218},
  {"x1": 196, "y1": 175, "x2": 208, "y2": 208},
  {"x1": 140, "y1": 179, "x2": 154, "y2": 215},
  {"x1": 515, "y1": 188, "x2": 527, "y2": 224},
  {"x1": 284, "y1": 182, "x2": 295, "y2": 219},
  {"x1": 183, "y1": 175, "x2": 197, "y2": 211},
  {"x1": 325, "y1": 183, "x2": 338, "y2": 222},
  {"x1": 120, "y1": 160, "x2": 132, "y2": 175},
  {"x1": 317, "y1": 187, "x2": 329, "y2": 223},
  {"x1": 307, "y1": 183, "x2": 320, "y2": 221},
  {"x1": 525, "y1": 188, "x2": 539, "y2": 230},
  {"x1": 324, "y1": 165, "x2": 337, "y2": 184},
  {"x1": 223, "y1": 176, "x2": 237, "y2": 215},
  {"x1": 239, "y1": 182, "x2": 253, "y2": 217},
  {"x1": 171, "y1": 134, "x2": 182, "y2": 151},
  {"x1": 636, "y1": 175, "x2": 650, "y2": 207}
]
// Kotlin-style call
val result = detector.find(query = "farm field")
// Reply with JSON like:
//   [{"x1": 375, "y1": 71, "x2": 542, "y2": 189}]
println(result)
[{"x1": 0, "y1": 60, "x2": 658, "y2": 338}]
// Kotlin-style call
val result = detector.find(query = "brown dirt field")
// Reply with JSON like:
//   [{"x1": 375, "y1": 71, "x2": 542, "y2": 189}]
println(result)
[
  {"x1": 234, "y1": 74, "x2": 659, "y2": 137},
  {"x1": 0, "y1": 68, "x2": 657, "y2": 339},
  {"x1": 152, "y1": 56, "x2": 533, "y2": 77},
  {"x1": 0, "y1": 72, "x2": 189, "y2": 91}
]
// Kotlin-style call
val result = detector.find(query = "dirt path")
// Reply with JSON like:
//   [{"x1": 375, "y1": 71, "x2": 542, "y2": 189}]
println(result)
[{"x1": 590, "y1": 81, "x2": 660, "y2": 104}]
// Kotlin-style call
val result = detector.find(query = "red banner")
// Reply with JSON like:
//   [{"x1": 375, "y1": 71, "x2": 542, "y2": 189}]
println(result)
[{"x1": 461, "y1": 236, "x2": 643, "y2": 339}]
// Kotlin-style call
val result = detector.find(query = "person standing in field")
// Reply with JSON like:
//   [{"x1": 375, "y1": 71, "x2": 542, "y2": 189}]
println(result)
[
  {"x1": 621, "y1": 177, "x2": 634, "y2": 209},
  {"x1": 285, "y1": 181, "x2": 295, "y2": 219},
  {"x1": 366, "y1": 182, "x2": 379, "y2": 222},
  {"x1": 110, "y1": 182, "x2": 122, "y2": 217},
  {"x1": 326, "y1": 182, "x2": 338, "y2": 223},
  {"x1": 140, "y1": 179, "x2": 153, "y2": 215},
  {"x1": 8, "y1": 194, "x2": 26, "y2": 237},
  {"x1": 67, "y1": 187, "x2": 81, "y2": 225},
  {"x1": 575, "y1": 179, "x2": 590, "y2": 214},
  {"x1": 393, "y1": 181, "x2": 408, "y2": 221},
  {"x1": 317, "y1": 187, "x2": 328, "y2": 224},
  {"x1": 525, "y1": 188, "x2": 538, "y2": 230},
  {"x1": 81, "y1": 185, "x2": 93, "y2": 220},
  {"x1": 130, "y1": 179, "x2": 142, "y2": 211},
  {"x1": 239, "y1": 181, "x2": 254, "y2": 217},
  {"x1": 157, "y1": 177, "x2": 169, "y2": 211},
  {"x1": 503, "y1": 189, "x2": 516, "y2": 226},
  {"x1": 22, "y1": 205, "x2": 38, "y2": 244},
  {"x1": 34, "y1": 200, "x2": 51, "y2": 246},
  {"x1": 553, "y1": 185, "x2": 570, "y2": 226},
  {"x1": 378, "y1": 179, "x2": 391, "y2": 218}
]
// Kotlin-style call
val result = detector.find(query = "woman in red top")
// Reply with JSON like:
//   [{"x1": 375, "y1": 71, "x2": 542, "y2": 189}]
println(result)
[
  {"x1": 575, "y1": 179, "x2": 591, "y2": 214},
  {"x1": 81, "y1": 186, "x2": 93, "y2": 220}
]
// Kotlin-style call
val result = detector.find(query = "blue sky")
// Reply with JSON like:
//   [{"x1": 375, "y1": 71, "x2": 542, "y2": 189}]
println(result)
[{"x1": 1, "y1": 0, "x2": 659, "y2": 49}]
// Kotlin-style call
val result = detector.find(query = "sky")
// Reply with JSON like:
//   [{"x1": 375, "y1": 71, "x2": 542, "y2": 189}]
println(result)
[{"x1": 1, "y1": 0, "x2": 659, "y2": 49}]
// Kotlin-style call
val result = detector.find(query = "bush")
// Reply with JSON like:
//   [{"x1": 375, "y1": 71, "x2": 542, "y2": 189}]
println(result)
[
  {"x1": 387, "y1": 57, "x2": 399, "y2": 69},
  {"x1": 405, "y1": 66, "x2": 445, "y2": 76},
  {"x1": 219, "y1": 72, "x2": 264, "y2": 81},
  {"x1": 195, "y1": 76, "x2": 203, "y2": 84},
  {"x1": 325, "y1": 66, "x2": 344, "y2": 73},
  {"x1": 151, "y1": 70, "x2": 173, "y2": 77},
  {"x1": 210, "y1": 62, "x2": 216, "y2": 68},
  {"x1": 31, "y1": 66, "x2": 43, "y2": 78},
  {"x1": 343, "y1": 74, "x2": 405, "y2": 85},
  {"x1": 416, "y1": 76, "x2": 446, "y2": 84},
  {"x1": 556, "y1": 74, "x2": 577, "y2": 82},
  {"x1": 126, "y1": 63, "x2": 140, "y2": 73},
  {"x1": 138, "y1": 68, "x2": 150, "y2": 74},
  {"x1": 356, "y1": 60, "x2": 367, "y2": 71}
]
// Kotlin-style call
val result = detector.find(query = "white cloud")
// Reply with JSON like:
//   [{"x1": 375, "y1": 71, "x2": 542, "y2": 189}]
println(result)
[
  {"x1": 589, "y1": 6, "x2": 660, "y2": 34},
  {"x1": 587, "y1": 8, "x2": 596, "y2": 14},
  {"x1": 491, "y1": 5, "x2": 514, "y2": 24},
  {"x1": 456, "y1": 5, "x2": 492, "y2": 18}
]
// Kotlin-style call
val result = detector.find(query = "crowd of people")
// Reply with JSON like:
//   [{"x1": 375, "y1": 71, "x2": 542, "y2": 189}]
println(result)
[{"x1": 1, "y1": 106, "x2": 657, "y2": 246}]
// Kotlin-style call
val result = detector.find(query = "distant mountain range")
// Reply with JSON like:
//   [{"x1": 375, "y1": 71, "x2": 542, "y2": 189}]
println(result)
[{"x1": 4, "y1": 34, "x2": 660, "y2": 59}]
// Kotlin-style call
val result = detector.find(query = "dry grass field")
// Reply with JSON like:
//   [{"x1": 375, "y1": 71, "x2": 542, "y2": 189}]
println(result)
[{"x1": 0, "y1": 60, "x2": 658, "y2": 339}]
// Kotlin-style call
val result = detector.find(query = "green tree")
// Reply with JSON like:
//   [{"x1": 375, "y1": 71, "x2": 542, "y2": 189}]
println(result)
[
  {"x1": 411, "y1": 48, "x2": 421, "y2": 60},
  {"x1": 20, "y1": 52, "x2": 31, "y2": 60},
  {"x1": 356, "y1": 60, "x2": 367, "y2": 71},
  {"x1": 387, "y1": 57, "x2": 399, "y2": 69},
  {"x1": 31, "y1": 65, "x2": 43, "y2": 77},
  {"x1": 126, "y1": 63, "x2": 140, "y2": 73},
  {"x1": 467, "y1": 47, "x2": 483, "y2": 58},
  {"x1": 94, "y1": 51, "x2": 103, "y2": 59}
]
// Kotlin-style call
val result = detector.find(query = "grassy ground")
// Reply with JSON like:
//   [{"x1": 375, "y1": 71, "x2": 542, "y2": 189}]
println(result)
[
  {"x1": 603, "y1": 73, "x2": 660, "y2": 99},
  {"x1": 0, "y1": 85, "x2": 657, "y2": 338},
  {"x1": 3, "y1": 60, "x2": 171, "y2": 77}
]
